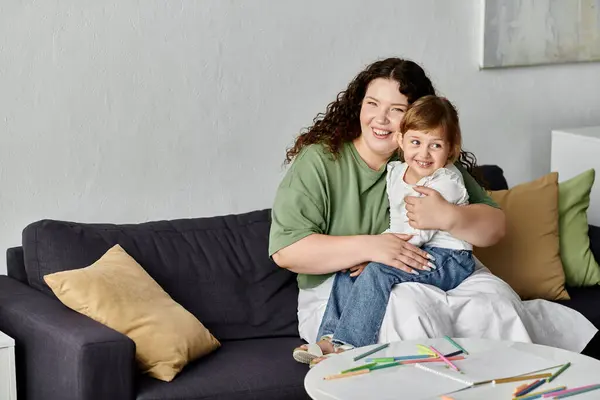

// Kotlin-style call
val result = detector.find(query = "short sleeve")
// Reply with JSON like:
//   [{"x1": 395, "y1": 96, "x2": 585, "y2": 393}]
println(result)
[
  {"x1": 268, "y1": 150, "x2": 329, "y2": 256},
  {"x1": 454, "y1": 163, "x2": 500, "y2": 209},
  {"x1": 426, "y1": 169, "x2": 469, "y2": 205}
]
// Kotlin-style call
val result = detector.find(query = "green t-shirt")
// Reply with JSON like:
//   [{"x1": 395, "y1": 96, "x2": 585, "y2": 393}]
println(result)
[{"x1": 269, "y1": 142, "x2": 498, "y2": 289}]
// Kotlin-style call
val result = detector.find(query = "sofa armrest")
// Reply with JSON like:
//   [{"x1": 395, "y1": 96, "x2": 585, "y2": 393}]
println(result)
[{"x1": 0, "y1": 276, "x2": 136, "y2": 400}]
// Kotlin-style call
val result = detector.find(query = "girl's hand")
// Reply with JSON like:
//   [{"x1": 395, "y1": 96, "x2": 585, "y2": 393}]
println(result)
[
  {"x1": 341, "y1": 262, "x2": 367, "y2": 276},
  {"x1": 405, "y1": 186, "x2": 456, "y2": 231},
  {"x1": 365, "y1": 233, "x2": 433, "y2": 274},
  {"x1": 349, "y1": 263, "x2": 367, "y2": 277}
]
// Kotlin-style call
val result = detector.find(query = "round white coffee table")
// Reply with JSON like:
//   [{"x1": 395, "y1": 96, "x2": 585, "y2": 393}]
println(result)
[{"x1": 305, "y1": 338, "x2": 600, "y2": 400}]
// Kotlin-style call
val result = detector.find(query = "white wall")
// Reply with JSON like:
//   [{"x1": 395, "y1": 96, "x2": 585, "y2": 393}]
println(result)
[{"x1": 1, "y1": 0, "x2": 599, "y2": 273}]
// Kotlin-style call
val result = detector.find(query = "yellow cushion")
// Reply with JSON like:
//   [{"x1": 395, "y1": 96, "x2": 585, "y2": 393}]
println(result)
[
  {"x1": 474, "y1": 172, "x2": 570, "y2": 301},
  {"x1": 44, "y1": 244, "x2": 220, "y2": 381}
]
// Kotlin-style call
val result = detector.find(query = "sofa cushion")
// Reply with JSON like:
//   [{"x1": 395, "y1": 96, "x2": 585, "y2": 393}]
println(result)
[
  {"x1": 136, "y1": 337, "x2": 309, "y2": 400},
  {"x1": 22, "y1": 210, "x2": 299, "y2": 340},
  {"x1": 44, "y1": 244, "x2": 220, "y2": 382},
  {"x1": 474, "y1": 172, "x2": 570, "y2": 300},
  {"x1": 558, "y1": 169, "x2": 600, "y2": 286}
]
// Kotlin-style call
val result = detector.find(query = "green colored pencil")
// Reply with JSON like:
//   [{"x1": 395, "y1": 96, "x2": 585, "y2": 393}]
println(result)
[
  {"x1": 352, "y1": 343, "x2": 390, "y2": 361},
  {"x1": 323, "y1": 361, "x2": 401, "y2": 380},
  {"x1": 546, "y1": 362, "x2": 570, "y2": 383},
  {"x1": 340, "y1": 362, "x2": 378, "y2": 374},
  {"x1": 444, "y1": 336, "x2": 469, "y2": 355},
  {"x1": 368, "y1": 361, "x2": 402, "y2": 371}
]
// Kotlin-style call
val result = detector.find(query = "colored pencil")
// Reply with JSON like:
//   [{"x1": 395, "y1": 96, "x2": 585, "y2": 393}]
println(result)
[
  {"x1": 417, "y1": 344, "x2": 437, "y2": 356},
  {"x1": 542, "y1": 385, "x2": 600, "y2": 399},
  {"x1": 402, "y1": 355, "x2": 465, "y2": 365},
  {"x1": 323, "y1": 369, "x2": 369, "y2": 380},
  {"x1": 513, "y1": 386, "x2": 566, "y2": 400},
  {"x1": 368, "y1": 361, "x2": 402, "y2": 371},
  {"x1": 352, "y1": 343, "x2": 389, "y2": 361},
  {"x1": 429, "y1": 345, "x2": 460, "y2": 372},
  {"x1": 323, "y1": 361, "x2": 402, "y2": 380},
  {"x1": 366, "y1": 351, "x2": 460, "y2": 363},
  {"x1": 444, "y1": 336, "x2": 469, "y2": 355},
  {"x1": 492, "y1": 373, "x2": 553, "y2": 385},
  {"x1": 546, "y1": 362, "x2": 571, "y2": 383},
  {"x1": 365, "y1": 354, "x2": 433, "y2": 363},
  {"x1": 548, "y1": 384, "x2": 600, "y2": 399},
  {"x1": 445, "y1": 350, "x2": 463, "y2": 358},
  {"x1": 340, "y1": 362, "x2": 378, "y2": 374},
  {"x1": 515, "y1": 379, "x2": 546, "y2": 397},
  {"x1": 514, "y1": 383, "x2": 529, "y2": 395}
]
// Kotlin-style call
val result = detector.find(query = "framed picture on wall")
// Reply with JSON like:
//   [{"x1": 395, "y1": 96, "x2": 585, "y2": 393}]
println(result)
[{"x1": 480, "y1": 0, "x2": 600, "y2": 69}]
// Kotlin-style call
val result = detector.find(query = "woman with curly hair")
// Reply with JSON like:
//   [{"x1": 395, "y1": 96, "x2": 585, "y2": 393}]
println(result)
[{"x1": 269, "y1": 58, "x2": 597, "y2": 365}]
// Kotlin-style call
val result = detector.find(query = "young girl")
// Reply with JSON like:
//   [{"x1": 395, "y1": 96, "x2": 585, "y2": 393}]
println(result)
[{"x1": 312, "y1": 95, "x2": 475, "y2": 359}]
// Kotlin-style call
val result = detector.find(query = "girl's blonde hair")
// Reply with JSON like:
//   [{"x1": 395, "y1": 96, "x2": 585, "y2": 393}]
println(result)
[{"x1": 398, "y1": 95, "x2": 462, "y2": 163}]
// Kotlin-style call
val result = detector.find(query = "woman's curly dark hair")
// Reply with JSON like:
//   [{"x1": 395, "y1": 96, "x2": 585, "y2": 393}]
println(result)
[{"x1": 284, "y1": 58, "x2": 478, "y2": 175}]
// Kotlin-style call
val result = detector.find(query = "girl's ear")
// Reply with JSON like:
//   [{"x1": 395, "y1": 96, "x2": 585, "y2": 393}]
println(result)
[
  {"x1": 448, "y1": 143, "x2": 461, "y2": 163},
  {"x1": 395, "y1": 131, "x2": 404, "y2": 151}
]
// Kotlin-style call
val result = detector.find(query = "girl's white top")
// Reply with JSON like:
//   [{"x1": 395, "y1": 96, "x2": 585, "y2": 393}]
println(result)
[{"x1": 385, "y1": 161, "x2": 472, "y2": 250}]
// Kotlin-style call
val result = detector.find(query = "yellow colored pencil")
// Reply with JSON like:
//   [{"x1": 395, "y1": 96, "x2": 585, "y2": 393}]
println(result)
[
  {"x1": 417, "y1": 344, "x2": 436, "y2": 356},
  {"x1": 492, "y1": 373, "x2": 552, "y2": 384}
]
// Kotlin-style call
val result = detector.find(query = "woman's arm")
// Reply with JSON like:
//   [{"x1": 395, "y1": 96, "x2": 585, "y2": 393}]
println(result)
[
  {"x1": 446, "y1": 203, "x2": 506, "y2": 247},
  {"x1": 272, "y1": 234, "x2": 366, "y2": 274},
  {"x1": 273, "y1": 233, "x2": 432, "y2": 275},
  {"x1": 407, "y1": 186, "x2": 506, "y2": 248}
]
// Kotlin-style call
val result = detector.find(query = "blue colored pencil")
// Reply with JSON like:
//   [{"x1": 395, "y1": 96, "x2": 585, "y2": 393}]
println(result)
[{"x1": 515, "y1": 379, "x2": 546, "y2": 397}]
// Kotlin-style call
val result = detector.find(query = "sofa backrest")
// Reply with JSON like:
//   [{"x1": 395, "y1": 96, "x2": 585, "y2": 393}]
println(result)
[{"x1": 20, "y1": 209, "x2": 300, "y2": 341}]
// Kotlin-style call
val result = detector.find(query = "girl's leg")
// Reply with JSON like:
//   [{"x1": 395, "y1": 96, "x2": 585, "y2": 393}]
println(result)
[
  {"x1": 332, "y1": 263, "x2": 416, "y2": 348},
  {"x1": 419, "y1": 246, "x2": 475, "y2": 291},
  {"x1": 294, "y1": 272, "x2": 355, "y2": 364},
  {"x1": 317, "y1": 271, "x2": 355, "y2": 340}
]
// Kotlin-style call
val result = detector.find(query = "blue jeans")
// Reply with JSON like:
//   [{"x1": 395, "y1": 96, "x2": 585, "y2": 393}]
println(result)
[{"x1": 316, "y1": 246, "x2": 475, "y2": 348}]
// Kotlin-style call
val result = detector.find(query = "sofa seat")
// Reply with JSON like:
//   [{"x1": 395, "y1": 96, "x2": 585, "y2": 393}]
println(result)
[
  {"x1": 558, "y1": 286, "x2": 600, "y2": 360},
  {"x1": 560, "y1": 287, "x2": 600, "y2": 329},
  {"x1": 136, "y1": 337, "x2": 310, "y2": 400}
]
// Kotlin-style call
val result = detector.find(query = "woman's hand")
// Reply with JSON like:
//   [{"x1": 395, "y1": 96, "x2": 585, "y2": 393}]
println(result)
[
  {"x1": 405, "y1": 186, "x2": 455, "y2": 231},
  {"x1": 365, "y1": 233, "x2": 433, "y2": 274}
]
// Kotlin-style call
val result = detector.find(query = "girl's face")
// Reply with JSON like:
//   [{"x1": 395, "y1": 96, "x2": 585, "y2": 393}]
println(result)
[
  {"x1": 355, "y1": 78, "x2": 408, "y2": 169},
  {"x1": 399, "y1": 128, "x2": 450, "y2": 181}
]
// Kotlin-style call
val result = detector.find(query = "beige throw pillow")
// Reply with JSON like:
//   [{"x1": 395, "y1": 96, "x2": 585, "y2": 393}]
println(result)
[
  {"x1": 474, "y1": 172, "x2": 570, "y2": 301},
  {"x1": 44, "y1": 244, "x2": 220, "y2": 382}
]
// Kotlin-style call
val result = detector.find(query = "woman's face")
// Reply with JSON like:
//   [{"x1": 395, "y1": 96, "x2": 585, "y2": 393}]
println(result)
[{"x1": 357, "y1": 78, "x2": 409, "y2": 166}]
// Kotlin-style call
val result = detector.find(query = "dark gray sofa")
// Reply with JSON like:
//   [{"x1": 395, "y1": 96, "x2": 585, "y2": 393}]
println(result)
[{"x1": 0, "y1": 165, "x2": 599, "y2": 400}]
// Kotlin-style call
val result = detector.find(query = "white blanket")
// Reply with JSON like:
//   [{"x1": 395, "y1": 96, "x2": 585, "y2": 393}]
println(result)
[{"x1": 298, "y1": 259, "x2": 598, "y2": 353}]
